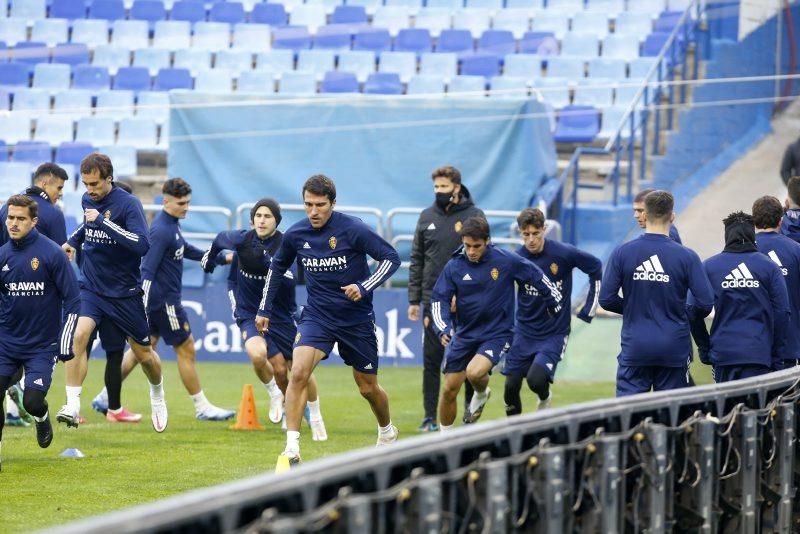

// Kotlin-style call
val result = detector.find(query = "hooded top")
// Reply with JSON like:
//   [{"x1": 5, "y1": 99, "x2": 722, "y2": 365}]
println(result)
[
  {"x1": 780, "y1": 208, "x2": 800, "y2": 243},
  {"x1": 0, "y1": 186, "x2": 67, "y2": 247}
]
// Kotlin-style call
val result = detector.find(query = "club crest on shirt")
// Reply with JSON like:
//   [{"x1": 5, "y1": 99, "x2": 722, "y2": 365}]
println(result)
[
  {"x1": 295, "y1": 332, "x2": 302, "y2": 344},
  {"x1": 30, "y1": 257, "x2": 39, "y2": 271},
  {"x1": 490, "y1": 267, "x2": 499, "y2": 280},
  {"x1": 454, "y1": 221, "x2": 462, "y2": 232},
  {"x1": 328, "y1": 236, "x2": 337, "y2": 250},
  {"x1": 183, "y1": 322, "x2": 190, "y2": 332},
  {"x1": 104, "y1": 210, "x2": 111, "y2": 220},
  {"x1": 242, "y1": 330, "x2": 247, "y2": 340},
  {"x1": 550, "y1": 263, "x2": 558, "y2": 275}
]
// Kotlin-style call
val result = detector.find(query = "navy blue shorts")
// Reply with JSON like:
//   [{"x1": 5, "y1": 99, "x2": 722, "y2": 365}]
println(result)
[
  {"x1": 148, "y1": 304, "x2": 192, "y2": 347},
  {"x1": 502, "y1": 333, "x2": 569, "y2": 382},
  {"x1": 713, "y1": 364, "x2": 772, "y2": 383},
  {"x1": 87, "y1": 319, "x2": 128, "y2": 354},
  {"x1": 0, "y1": 352, "x2": 58, "y2": 393},
  {"x1": 80, "y1": 289, "x2": 150, "y2": 346},
  {"x1": 237, "y1": 318, "x2": 294, "y2": 361},
  {"x1": 295, "y1": 316, "x2": 378, "y2": 374},
  {"x1": 443, "y1": 335, "x2": 510, "y2": 374},
  {"x1": 616, "y1": 364, "x2": 690, "y2": 397}
]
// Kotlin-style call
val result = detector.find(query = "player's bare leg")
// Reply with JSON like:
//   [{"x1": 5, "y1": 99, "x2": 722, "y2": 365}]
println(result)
[
  {"x1": 245, "y1": 336, "x2": 283, "y2": 423},
  {"x1": 129, "y1": 339, "x2": 168, "y2": 432},
  {"x1": 353, "y1": 370, "x2": 397, "y2": 446},
  {"x1": 464, "y1": 355, "x2": 494, "y2": 423},
  {"x1": 57, "y1": 317, "x2": 96, "y2": 427},
  {"x1": 281, "y1": 346, "x2": 325, "y2": 463},
  {"x1": 438, "y1": 371, "x2": 467, "y2": 430}
]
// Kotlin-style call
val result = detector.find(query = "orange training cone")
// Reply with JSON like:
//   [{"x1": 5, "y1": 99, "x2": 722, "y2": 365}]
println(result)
[{"x1": 230, "y1": 384, "x2": 264, "y2": 430}]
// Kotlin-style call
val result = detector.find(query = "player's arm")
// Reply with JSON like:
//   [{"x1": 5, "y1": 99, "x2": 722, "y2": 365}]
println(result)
[
  {"x1": 53, "y1": 251, "x2": 80, "y2": 361},
  {"x1": 226, "y1": 254, "x2": 239, "y2": 319},
  {"x1": 686, "y1": 289, "x2": 711, "y2": 364},
  {"x1": 184, "y1": 240, "x2": 230, "y2": 265},
  {"x1": 63, "y1": 223, "x2": 85, "y2": 260},
  {"x1": 598, "y1": 247, "x2": 624, "y2": 314},
  {"x1": 768, "y1": 265, "x2": 791, "y2": 368},
  {"x1": 430, "y1": 264, "x2": 456, "y2": 345},
  {"x1": 514, "y1": 255, "x2": 562, "y2": 315},
  {"x1": 201, "y1": 230, "x2": 245, "y2": 273},
  {"x1": 257, "y1": 236, "x2": 297, "y2": 323},
  {"x1": 51, "y1": 210, "x2": 68, "y2": 246},
  {"x1": 686, "y1": 252, "x2": 714, "y2": 318},
  {"x1": 140, "y1": 225, "x2": 170, "y2": 309},
  {"x1": 94, "y1": 201, "x2": 150, "y2": 256},
  {"x1": 408, "y1": 218, "x2": 426, "y2": 308},
  {"x1": 349, "y1": 221, "x2": 401, "y2": 297},
  {"x1": 571, "y1": 246, "x2": 603, "y2": 323}
]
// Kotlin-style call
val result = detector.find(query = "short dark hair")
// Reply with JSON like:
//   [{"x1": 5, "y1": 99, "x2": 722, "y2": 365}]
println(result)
[
  {"x1": 80, "y1": 153, "x2": 113, "y2": 181},
  {"x1": 302, "y1": 174, "x2": 336, "y2": 203},
  {"x1": 752, "y1": 196, "x2": 783, "y2": 229},
  {"x1": 116, "y1": 181, "x2": 133, "y2": 194},
  {"x1": 644, "y1": 190, "x2": 673, "y2": 223},
  {"x1": 723, "y1": 210, "x2": 754, "y2": 227},
  {"x1": 460, "y1": 216, "x2": 490, "y2": 241},
  {"x1": 33, "y1": 163, "x2": 69, "y2": 184},
  {"x1": 634, "y1": 188, "x2": 655, "y2": 203},
  {"x1": 6, "y1": 194, "x2": 38, "y2": 219},
  {"x1": 517, "y1": 207, "x2": 545, "y2": 230},
  {"x1": 250, "y1": 198, "x2": 282, "y2": 226},
  {"x1": 162, "y1": 177, "x2": 192, "y2": 198},
  {"x1": 431, "y1": 165, "x2": 461, "y2": 185},
  {"x1": 788, "y1": 176, "x2": 800, "y2": 206}
]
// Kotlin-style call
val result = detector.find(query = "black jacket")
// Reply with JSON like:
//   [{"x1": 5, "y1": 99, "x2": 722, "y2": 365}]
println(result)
[
  {"x1": 780, "y1": 137, "x2": 800, "y2": 185},
  {"x1": 408, "y1": 186, "x2": 484, "y2": 305}
]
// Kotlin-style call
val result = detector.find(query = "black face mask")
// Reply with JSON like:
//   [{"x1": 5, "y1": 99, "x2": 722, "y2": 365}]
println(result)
[{"x1": 435, "y1": 192, "x2": 453, "y2": 209}]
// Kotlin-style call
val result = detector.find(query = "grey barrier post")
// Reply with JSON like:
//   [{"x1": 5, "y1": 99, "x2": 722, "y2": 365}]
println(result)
[
  {"x1": 481, "y1": 460, "x2": 510, "y2": 534},
  {"x1": 696, "y1": 418, "x2": 719, "y2": 533},
  {"x1": 761, "y1": 402, "x2": 795, "y2": 533},
  {"x1": 342, "y1": 495, "x2": 372, "y2": 532},
  {"x1": 538, "y1": 446, "x2": 567, "y2": 533},
  {"x1": 645, "y1": 424, "x2": 669, "y2": 534},
  {"x1": 598, "y1": 435, "x2": 623, "y2": 533},
  {"x1": 409, "y1": 477, "x2": 442, "y2": 533}
]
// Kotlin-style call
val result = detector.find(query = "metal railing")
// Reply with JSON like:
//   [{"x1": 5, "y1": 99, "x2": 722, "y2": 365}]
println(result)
[{"x1": 50, "y1": 366, "x2": 800, "y2": 533}]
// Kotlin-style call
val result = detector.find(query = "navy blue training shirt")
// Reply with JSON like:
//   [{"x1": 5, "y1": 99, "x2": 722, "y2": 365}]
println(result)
[
  {"x1": 755, "y1": 231, "x2": 800, "y2": 361},
  {"x1": 0, "y1": 186, "x2": 67, "y2": 247}
]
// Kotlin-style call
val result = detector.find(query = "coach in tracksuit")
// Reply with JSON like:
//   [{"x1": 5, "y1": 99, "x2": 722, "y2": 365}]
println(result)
[
  {"x1": 408, "y1": 165, "x2": 484, "y2": 432},
  {"x1": 600, "y1": 191, "x2": 714, "y2": 397},
  {"x1": 0, "y1": 195, "x2": 79, "y2": 463},
  {"x1": 689, "y1": 211, "x2": 790, "y2": 382},
  {"x1": 430, "y1": 216, "x2": 562, "y2": 430}
]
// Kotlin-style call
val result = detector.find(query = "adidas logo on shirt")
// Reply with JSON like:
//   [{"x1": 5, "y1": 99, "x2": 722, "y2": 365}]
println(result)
[
  {"x1": 363, "y1": 363, "x2": 373, "y2": 370},
  {"x1": 768, "y1": 251, "x2": 789, "y2": 276},
  {"x1": 303, "y1": 242, "x2": 311, "y2": 249},
  {"x1": 462, "y1": 273, "x2": 472, "y2": 281},
  {"x1": 485, "y1": 349, "x2": 493, "y2": 357},
  {"x1": 427, "y1": 223, "x2": 436, "y2": 230},
  {"x1": 1, "y1": 264, "x2": 8, "y2": 272},
  {"x1": 633, "y1": 254, "x2": 670, "y2": 283},
  {"x1": 34, "y1": 378, "x2": 43, "y2": 386},
  {"x1": 722, "y1": 262, "x2": 760, "y2": 288}
]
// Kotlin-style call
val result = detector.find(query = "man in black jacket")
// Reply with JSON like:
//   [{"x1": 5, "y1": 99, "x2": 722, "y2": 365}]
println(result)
[
  {"x1": 780, "y1": 136, "x2": 800, "y2": 185},
  {"x1": 408, "y1": 166, "x2": 484, "y2": 431}
]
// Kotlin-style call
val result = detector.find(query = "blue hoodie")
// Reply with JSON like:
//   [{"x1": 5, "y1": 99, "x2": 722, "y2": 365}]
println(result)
[
  {"x1": 780, "y1": 208, "x2": 800, "y2": 243},
  {"x1": 755, "y1": 231, "x2": 800, "y2": 361}
]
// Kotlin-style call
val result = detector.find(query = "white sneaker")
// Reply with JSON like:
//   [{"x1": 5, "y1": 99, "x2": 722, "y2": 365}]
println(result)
[
  {"x1": 537, "y1": 393, "x2": 552, "y2": 411},
  {"x1": 56, "y1": 404, "x2": 80, "y2": 428},
  {"x1": 196, "y1": 404, "x2": 236, "y2": 421},
  {"x1": 150, "y1": 397, "x2": 168, "y2": 433},
  {"x1": 376, "y1": 425, "x2": 398, "y2": 447},
  {"x1": 310, "y1": 418, "x2": 328, "y2": 441},
  {"x1": 465, "y1": 388, "x2": 491, "y2": 424},
  {"x1": 268, "y1": 394, "x2": 284, "y2": 424}
]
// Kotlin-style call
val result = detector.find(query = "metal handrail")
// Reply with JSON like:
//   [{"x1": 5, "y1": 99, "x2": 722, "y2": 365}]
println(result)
[{"x1": 141, "y1": 204, "x2": 233, "y2": 235}]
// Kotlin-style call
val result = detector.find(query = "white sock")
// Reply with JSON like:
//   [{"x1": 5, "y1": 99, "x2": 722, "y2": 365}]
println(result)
[
  {"x1": 66, "y1": 386, "x2": 82, "y2": 413},
  {"x1": 440, "y1": 424, "x2": 453, "y2": 432},
  {"x1": 108, "y1": 407, "x2": 122, "y2": 415},
  {"x1": 97, "y1": 387, "x2": 108, "y2": 402},
  {"x1": 307, "y1": 399, "x2": 321, "y2": 420},
  {"x1": 285, "y1": 430, "x2": 300, "y2": 453},
  {"x1": 33, "y1": 411, "x2": 48, "y2": 423},
  {"x1": 149, "y1": 380, "x2": 164, "y2": 400},
  {"x1": 378, "y1": 422, "x2": 395, "y2": 436},
  {"x1": 469, "y1": 389, "x2": 488, "y2": 413},
  {"x1": 264, "y1": 378, "x2": 281, "y2": 398},
  {"x1": 191, "y1": 391, "x2": 210, "y2": 411}
]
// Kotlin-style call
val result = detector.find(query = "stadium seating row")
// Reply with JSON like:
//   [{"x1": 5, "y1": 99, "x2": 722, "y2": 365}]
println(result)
[{"x1": 0, "y1": 114, "x2": 168, "y2": 148}]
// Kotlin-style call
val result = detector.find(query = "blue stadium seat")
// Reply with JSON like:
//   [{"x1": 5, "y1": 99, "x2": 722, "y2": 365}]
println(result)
[
  {"x1": 436, "y1": 29, "x2": 472, "y2": 54},
  {"x1": 597, "y1": 105, "x2": 636, "y2": 140},
  {"x1": 272, "y1": 26, "x2": 312, "y2": 51},
  {"x1": 173, "y1": 48, "x2": 212, "y2": 75},
  {"x1": 427, "y1": 0, "x2": 461, "y2": 9},
  {"x1": 553, "y1": 105, "x2": 600, "y2": 142},
  {"x1": 70, "y1": 19, "x2": 110, "y2": 48},
  {"x1": 13, "y1": 42, "x2": 49, "y2": 72},
  {"x1": 0, "y1": 161, "x2": 33, "y2": 196},
  {"x1": 588, "y1": 57, "x2": 626, "y2": 79},
  {"x1": 505, "y1": 0, "x2": 541, "y2": 9},
  {"x1": 93, "y1": 45, "x2": 131, "y2": 76},
  {"x1": 385, "y1": 0, "x2": 422, "y2": 12},
  {"x1": 255, "y1": 50, "x2": 295, "y2": 73},
  {"x1": 192, "y1": 22, "x2": 230, "y2": 51},
  {"x1": 113, "y1": 66, "x2": 151, "y2": 92},
  {"x1": 447, "y1": 74, "x2": 485, "y2": 95},
  {"x1": 642, "y1": 32, "x2": 671, "y2": 57},
  {"x1": 313, "y1": 24, "x2": 352, "y2": 50},
  {"x1": 131, "y1": 0, "x2": 167, "y2": 29},
  {"x1": 337, "y1": 50, "x2": 375, "y2": 82},
  {"x1": 153, "y1": 20, "x2": 192, "y2": 49},
  {"x1": 12, "y1": 89, "x2": 50, "y2": 120},
  {"x1": 615, "y1": 12, "x2": 652, "y2": 37},
  {"x1": 478, "y1": 29, "x2": 514, "y2": 55},
  {"x1": 136, "y1": 91, "x2": 170, "y2": 124},
  {"x1": 52, "y1": 43, "x2": 90, "y2": 66},
  {"x1": 0, "y1": 20, "x2": 28, "y2": 47},
  {"x1": 50, "y1": 0, "x2": 87, "y2": 20},
  {"x1": 419, "y1": 52, "x2": 457, "y2": 79},
  {"x1": 237, "y1": 70, "x2": 275, "y2": 92},
  {"x1": 73, "y1": 65, "x2": 111, "y2": 90},
  {"x1": 52, "y1": 90, "x2": 93, "y2": 122},
  {"x1": 32, "y1": 20, "x2": 69, "y2": 48},
  {"x1": 415, "y1": 8, "x2": 451, "y2": 38},
  {"x1": 466, "y1": 0, "x2": 501, "y2": 9},
  {"x1": 134, "y1": 49, "x2": 172, "y2": 77},
  {"x1": 320, "y1": 70, "x2": 359, "y2": 93},
  {"x1": 99, "y1": 144, "x2": 136, "y2": 176},
  {"x1": 571, "y1": 11, "x2": 609, "y2": 39},
  {"x1": 298, "y1": 49, "x2": 337, "y2": 80},
  {"x1": 232, "y1": 23, "x2": 272, "y2": 53},
  {"x1": 503, "y1": 54, "x2": 541, "y2": 81},
  {"x1": 89, "y1": 0, "x2": 126, "y2": 21},
  {"x1": 250, "y1": 3, "x2": 288, "y2": 26},
  {"x1": 76, "y1": 117, "x2": 116, "y2": 146},
  {"x1": 452, "y1": 9, "x2": 491, "y2": 38},
  {"x1": 373, "y1": 7, "x2": 410, "y2": 37},
  {"x1": 394, "y1": 28, "x2": 432, "y2": 55},
  {"x1": 95, "y1": 89, "x2": 135, "y2": 118},
  {"x1": 602, "y1": 34, "x2": 639, "y2": 61},
  {"x1": 210, "y1": 2, "x2": 246, "y2": 26},
  {"x1": 573, "y1": 79, "x2": 613, "y2": 108},
  {"x1": 378, "y1": 51, "x2": 416, "y2": 82},
  {"x1": 153, "y1": 67, "x2": 193, "y2": 91},
  {"x1": 0, "y1": 114, "x2": 32, "y2": 143},
  {"x1": 289, "y1": 5, "x2": 326, "y2": 33},
  {"x1": 305, "y1": 0, "x2": 340, "y2": 15},
  {"x1": 363, "y1": 72, "x2": 402, "y2": 94},
  {"x1": 10, "y1": 0, "x2": 46, "y2": 23},
  {"x1": 118, "y1": 117, "x2": 158, "y2": 149},
  {"x1": 353, "y1": 28, "x2": 391, "y2": 54},
  {"x1": 347, "y1": 0, "x2": 382, "y2": 15},
  {"x1": 215, "y1": 49, "x2": 253, "y2": 76},
  {"x1": 0, "y1": 62, "x2": 29, "y2": 87},
  {"x1": 277, "y1": 71, "x2": 316, "y2": 95},
  {"x1": 111, "y1": 21, "x2": 150, "y2": 50},
  {"x1": 628, "y1": 56, "x2": 658, "y2": 80},
  {"x1": 33, "y1": 64, "x2": 72, "y2": 92},
  {"x1": 520, "y1": 31, "x2": 558, "y2": 55},
  {"x1": 407, "y1": 75, "x2": 446, "y2": 95},
  {"x1": 655, "y1": 11, "x2": 682, "y2": 33},
  {"x1": 55, "y1": 142, "x2": 95, "y2": 174},
  {"x1": 0, "y1": 89, "x2": 10, "y2": 111},
  {"x1": 170, "y1": 1, "x2": 206, "y2": 24},
  {"x1": 12, "y1": 141, "x2": 52, "y2": 165},
  {"x1": 460, "y1": 53, "x2": 500, "y2": 77},
  {"x1": 545, "y1": 0, "x2": 583, "y2": 12},
  {"x1": 531, "y1": 12, "x2": 569, "y2": 40},
  {"x1": 34, "y1": 115, "x2": 75, "y2": 146},
  {"x1": 560, "y1": 32, "x2": 599, "y2": 58},
  {"x1": 489, "y1": 76, "x2": 529, "y2": 97},
  {"x1": 533, "y1": 77, "x2": 570, "y2": 108},
  {"x1": 0, "y1": 42, "x2": 8, "y2": 65},
  {"x1": 492, "y1": 9, "x2": 531, "y2": 39},
  {"x1": 331, "y1": 5, "x2": 367, "y2": 24},
  {"x1": 585, "y1": 0, "x2": 623, "y2": 16},
  {"x1": 546, "y1": 56, "x2": 585, "y2": 80}
]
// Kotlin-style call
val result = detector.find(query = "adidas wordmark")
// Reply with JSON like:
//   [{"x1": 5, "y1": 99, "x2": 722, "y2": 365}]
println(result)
[
  {"x1": 633, "y1": 254, "x2": 670, "y2": 283},
  {"x1": 722, "y1": 262, "x2": 760, "y2": 288}
]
